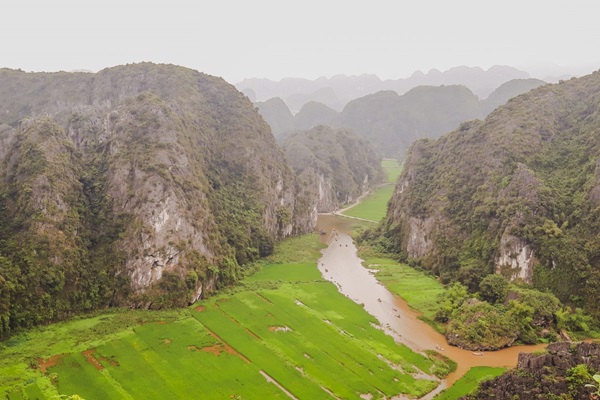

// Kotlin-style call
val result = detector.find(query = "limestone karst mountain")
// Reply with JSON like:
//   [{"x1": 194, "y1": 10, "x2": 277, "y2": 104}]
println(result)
[
  {"x1": 282, "y1": 125, "x2": 384, "y2": 213},
  {"x1": 254, "y1": 97, "x2": 294, "y2": 138},
  {"x1": 236, "y1": 65, "x2": 530, "y2": 111},
  {"x1": 383, "y1": 70, "x2": 600, "y2": 320},
  {"x1": 480, "y1": 78, "x2": 547, "y2": 115},
  {"x1": 338, "y1": 85, "x2": 483, "y2": 157},
  {"x1": 0, "y1": 63, "x2": 315, "y2": 335},
  {"x1": 257, "y1": 81, "x2": 546, "y2": 159}
]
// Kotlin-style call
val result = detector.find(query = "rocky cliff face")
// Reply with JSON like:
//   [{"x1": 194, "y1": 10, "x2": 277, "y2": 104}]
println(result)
[
  {"x1": 384, "y1": 70, "x2": 600, "y2": 318},
  {"x1": 464, "y1": 342, "x2": 600, "y2": 399},
  {"x1": 0, "y1": 63, "x2": 315, "y2": 334},
  {"x1": 282, "y1": 125, "x2": 384, "y2": 214},
  {"x1": 495, "y1": 232, "x2": 535, "y2": 283}
]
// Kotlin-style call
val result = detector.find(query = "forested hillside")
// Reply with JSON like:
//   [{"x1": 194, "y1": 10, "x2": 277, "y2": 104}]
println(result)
[
  {"x1": 382, "y1": 70, "x2": 600, "y2": 321},
  {"x1": 282, "y1": 126, "x2": 384, "y2": 212},
  {"x1": 480, "y1": 78, "x2": 546, "y2": 115},
  {"x1": 0, "y1": 63, "x2": 315, "y2": 337}
]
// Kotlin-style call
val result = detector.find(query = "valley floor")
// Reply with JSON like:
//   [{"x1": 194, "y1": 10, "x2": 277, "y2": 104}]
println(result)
[{"x1": 0, "y1": 233, "x2": 452, "y2": 400}]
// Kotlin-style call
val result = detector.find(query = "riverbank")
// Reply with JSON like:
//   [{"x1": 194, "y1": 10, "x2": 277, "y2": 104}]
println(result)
[
  {"x1": 0, "y1": 231, "x2": 452, "y2": 399},
  {"x1": 315, "y1": 214, "x2": 547, "y2": 399},
  {"x1": 336, "y1": 158, "x2": 403, "y2": 222}
]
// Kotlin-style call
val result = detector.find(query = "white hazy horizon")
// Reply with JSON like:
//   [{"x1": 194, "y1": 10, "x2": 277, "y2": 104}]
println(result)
[{"x1": 2, "y1": 0, "x2": 599, "y2": 84}]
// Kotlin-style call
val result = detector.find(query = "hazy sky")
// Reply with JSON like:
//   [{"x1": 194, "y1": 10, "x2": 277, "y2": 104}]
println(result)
[{"x1": 2, "y1": 0, "x2": 599, "y2": 83}]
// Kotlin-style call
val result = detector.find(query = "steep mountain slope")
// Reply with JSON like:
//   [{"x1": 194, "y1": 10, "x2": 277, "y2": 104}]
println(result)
[
  {"x1": 480, "y1": 78, "x2": 547, "y2": 115},
  {"x1": 0, "y1": 63, "x2": 314, "y2": 336},
  {"x1": 282, "y1": 126, "x2": 384, "y2": 212},
  {"x1": 383, "y1": 70, "x2": 600, "y2": 320},
  {"x1": 254, "y1": 97, "x2": 294, "y2": 137},
  {"x1": 293, "y1": 101, "x2": 338, "y2": 131},
  {"x1": 340, "y1": 85, "x2": 482, "y2": 157}
]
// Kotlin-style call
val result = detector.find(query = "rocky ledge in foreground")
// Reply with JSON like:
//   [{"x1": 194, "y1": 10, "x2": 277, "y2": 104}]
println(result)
[{"x1": 463, "y1": 341, "x2": 600, "y2": 400}]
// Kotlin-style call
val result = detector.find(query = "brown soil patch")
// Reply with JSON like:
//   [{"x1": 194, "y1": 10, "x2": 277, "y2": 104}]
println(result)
[
  {"x1": 194, "y1": 305, "x2": 206, "y2": 312},
  {"x1": 190, "y1": 341, "x2": 247, "y2": 360},
  {"x1": 206, "y1": 330, "x2": 251, "y2": 364},
  {"x1": 82, "y1": 349, "x2": 104, "y2": 371},
  {"x1": 37, "y1": 354, "x2": 65, "y2": 373},
  {"x1": 105, "y1": 357, "x2": 119, "y2": 367},
  {"x1": 156, "y1": 321, "x2": 167, "y2": 325},
  {"x1": 163, "y1": 338, "x2": 172, "y2": 344},
  {"x1": 201, "y1": 343, "x2": 226, "y2": 356}
]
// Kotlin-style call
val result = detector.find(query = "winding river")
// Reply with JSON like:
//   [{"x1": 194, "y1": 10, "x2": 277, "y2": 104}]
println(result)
[{"x1": 315, "y1": 215, "x2": 546, "y2": 398}]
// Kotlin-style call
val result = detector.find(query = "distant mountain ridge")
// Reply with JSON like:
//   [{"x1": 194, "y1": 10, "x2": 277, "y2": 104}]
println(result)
[
  {"x1": 237, "y1": 65, "x2": 530, "y2": 112},
  {"x1": 282, "y1": 126, "x2": 384, "y2": 212},
  {"x1": 257, "y1": 79, "x2": 546, "y2": 158}
]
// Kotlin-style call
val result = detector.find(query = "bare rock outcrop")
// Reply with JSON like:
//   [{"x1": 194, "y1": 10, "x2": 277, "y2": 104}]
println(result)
[
  {"x1": 0, "y1": 63, "x2": 317, "y2": 333},
  {"x1": 463, "y1": 342, "x2": 600, "y2": 399}
]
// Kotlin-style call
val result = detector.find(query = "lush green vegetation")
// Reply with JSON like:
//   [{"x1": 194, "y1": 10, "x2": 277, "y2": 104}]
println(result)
[
  {"x1": 381, "y1": 158, "x2": 403, "y2": 183},
  {"x1": 282, "y1": 125, "x2": 385, "y2": 212},
  {"x1": 357, "y1": 238, "x2": 598, "y2": 350},
  {"x1": 341, "y1": 159, "x2": 402, "y2": 222},
  {"x1": 361, "y1": 255, "x2": 445, "y2": 325},
  {"x1": 0, "y1": 233, "x2": 453, "y2": 399},
  {"x1": 464, "y1": 342, "x2": 600, "y2": 399},
  {"x1": 0, "y1": 63, "x2": 314, "y2": 336},
  {"x1": 342, "y1": 185, "x2": 395, "y2": 222},
  {"x1": 433, "y1": 367, "x2": 506, "y2": 400},
  {"x1": 353, "y1": 155, "x2": 595, "y2": 350},
  {"x1": 382, "y1": 70, "x2": 600, "y2": 329}
]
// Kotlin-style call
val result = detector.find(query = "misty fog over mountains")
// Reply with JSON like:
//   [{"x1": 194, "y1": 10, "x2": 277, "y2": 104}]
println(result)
[{"x1": 236, "y1": 65, "x2": 573, "y2": 113}]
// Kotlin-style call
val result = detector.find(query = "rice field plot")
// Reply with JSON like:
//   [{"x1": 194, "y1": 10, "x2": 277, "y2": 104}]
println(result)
[
  {"x1": 47, "y1": 317, "x2": 287, "y2": 400},
  {"x1": 193, "y1": 261, "x2": 442, "y2": 399},
  {"x1": 0, "y1": 310, "x2": 184, "y2": 400},
  {"x1": 341, "y1": 185, "x2": 395, "y2": 222},
  {"x1": 382, "y1": 158, "x2": 403, "y2": 183},
  {"x1": 364, "y1": 256, "x2": 445, "y2": 323},
  {"x1": 1, "y1": 234, "x2": 449, "y2": 400},
  {"x1": 245, "y1": 262, "x2": 322, "y2": 282},
  {"x1": 433, "y1": 367, "x2": 506, "y2": 400},
  {"x1": 340, "y1": 159, "x2": 403, "y2": 222},
  {"x1": 194, "y1": 299, "x2": 329, "y2": 399}
]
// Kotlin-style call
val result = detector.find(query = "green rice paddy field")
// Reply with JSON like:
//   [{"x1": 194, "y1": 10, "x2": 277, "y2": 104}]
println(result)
[
  {"x1": 362, "y1": 256, "x2": 445, "y2": 325},
  {"x1": 0, "y1": 234, "x2": 453, "y2": 400},
  {"x1": 341, "y1": 186, "x2": 395, "y2": 222},
  {"x1": 433, "y1": 367, "x2": 506, "y2": 400},
  {"x1": 341, "y1": 159, "x2": 402, "y2": 222}
]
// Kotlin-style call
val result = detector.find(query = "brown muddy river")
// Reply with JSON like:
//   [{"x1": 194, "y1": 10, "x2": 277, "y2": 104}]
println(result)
[{"x1": 316, "y1": 215, "x2": 545, "y2": 398}]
